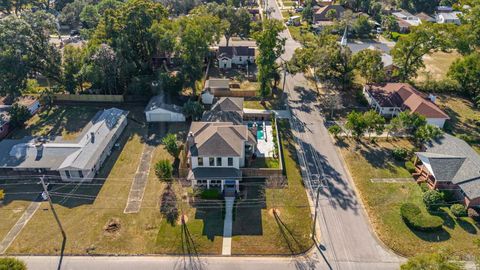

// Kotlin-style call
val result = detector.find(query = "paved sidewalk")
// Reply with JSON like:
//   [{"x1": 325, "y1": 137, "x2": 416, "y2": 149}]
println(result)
[
  {"x1": 0, "y1": 200, "x2": 41, "y2": 254},
  {"x1": 221, "y1": 197, "x2": 235, "y2": 255},
  {"x1": 124, "y1": 125, "x2": 163, "y2": 214}
]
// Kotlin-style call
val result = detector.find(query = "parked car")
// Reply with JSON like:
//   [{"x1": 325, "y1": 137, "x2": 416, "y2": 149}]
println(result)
[{"x1": 70, "y1": 29, "x2": 80, "y2": 36}]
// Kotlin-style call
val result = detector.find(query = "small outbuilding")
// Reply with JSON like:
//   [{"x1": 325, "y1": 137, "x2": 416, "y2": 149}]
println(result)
[{"x1": 145, "y1": 95, "x2": 185, "y2": 122}]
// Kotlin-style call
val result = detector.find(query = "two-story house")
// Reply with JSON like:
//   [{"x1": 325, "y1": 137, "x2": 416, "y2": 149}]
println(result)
[
  {"x1": 217, "y1": 46, "x2": 255, "y2": 69},
  {"x1": 186, "y1": 122, "x2": 256, "y2": 193}
]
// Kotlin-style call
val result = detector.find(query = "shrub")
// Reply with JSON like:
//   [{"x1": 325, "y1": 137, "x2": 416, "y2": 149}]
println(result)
[
  {"x1": 0, "y1": 257, "x2": 27, "y2": 270},
  {"x1": 423, "y1": 190, "x2": 444, "y2": 210},
  {"x1": 200, "y1": 189, "x2": 220, "y2": 200},
  {"x1": 0, "y1": 189, "x2": 4, "y2": 201},
  {"x1": 9, "y1": 104, "x2": 32, "y2": 128},
  {"x1": 154, "y1": 159, "x2": 173, "y2": 181},
  {"x1": 160, "y1": 184, "x2": 178, "y2": 225},
  {"x1": 450, "y1": 204, "x2": 467, "y2": 218},
  {"x1": 442, "y1": 190, "x2": 456, "y2": 203},
  {"x1": 419, "y1": 182, "x2": 429, "y2": 192},
  {"x1": 392, "y1": 147, "x2": 409, "y2": 161},
  {"x1": 400, "y1": 203, "x2": 443, "y2": 232},
  {"x1": 162, "y1": 133, "x2": 179, "y2": 157},
  {"x1": 404, "y1": 161, "x2": 416, "y2": 173},
  {"x1": 328, "y1": 124, "x2": 342, "y2": 138}
]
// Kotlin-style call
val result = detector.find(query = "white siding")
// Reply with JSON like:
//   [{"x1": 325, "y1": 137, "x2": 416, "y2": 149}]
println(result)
[
  {"x1": 191, "y1": 156, "x2": 240, "y2": 169},
  {"x1": 145, "y1": 108, "x2": 186, "y2": 122},
  {"x1": 426, "y1": 118, "x2": 447, "y2": 128}
]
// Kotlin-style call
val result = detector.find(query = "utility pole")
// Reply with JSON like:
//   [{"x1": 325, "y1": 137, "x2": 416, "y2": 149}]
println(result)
[{"x1": 40, "y1": 176, "x2": 66, "y2": 241}]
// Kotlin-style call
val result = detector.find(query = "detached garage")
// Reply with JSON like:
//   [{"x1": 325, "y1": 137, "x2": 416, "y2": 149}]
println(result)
[{"x1": 145, "y1": 95, "x2": 186, "y2": 122}]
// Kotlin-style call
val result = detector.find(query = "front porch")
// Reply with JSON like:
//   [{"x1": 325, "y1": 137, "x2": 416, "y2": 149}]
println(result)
[
  {"x1": 412, "y1": 156, "x2": 436, "y2": 188},
  {"x1": 188, "y1": 168, "x2": 241, "y2": 194}
]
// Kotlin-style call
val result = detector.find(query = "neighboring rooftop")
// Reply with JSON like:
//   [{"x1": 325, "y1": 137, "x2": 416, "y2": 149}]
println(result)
[
  {"x1": 218, "y1": 46, "x2": 255, "y2": 59},
  {"x1": 188, "y1": 122, "x2": 255, "y2": 157},
  {"x1": 365, "y1": 83, "x2": 450, "y2": 119},
  {"x1": 205, "y1": 78, "x2": 230, "y2": 90},
  {"x1": 0, "y1": 108, "x2": 128, "y2": 171},
  {"x1": 415, "y1": 12, "x2": 435, "y2": 22},
  {"x1": 145, "y1": 94, "x2": 183, "y2": 113},
  {"x1": 314, "y1": 4, "x2": 345, "y2": 21},
  {"x1": 416, "y1": 134, "x2": 480, "y2": 199}
]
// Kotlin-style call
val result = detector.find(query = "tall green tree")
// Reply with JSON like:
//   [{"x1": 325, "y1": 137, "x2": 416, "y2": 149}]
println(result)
[
  {"x1": 253, "y1": 19, "x2": 286, "y2": 98},
  {"x1": 448, "y1": 52, "x2": 480, "y2": 107},
  {"x1": 363, "y1": 110, "x2": 385, "y2": 139},
  {"x1": 203, "y1": 3, "x2": 251, "y2": 46},
  {"x1": 353, "y1": 49, "x2": 385, "y2": 84},
  {"x1": 176, "y1": 11, "x2": 222, "y2": 94},
  {"x1": 352, "y1": 15, "x2": 372, "y2": 39},
  {"x1": 391, "y1": 23, "x2": 449, "y2": 82},
  {"x1": 0, "y1": 11, "x2": 61, "y2": 97},
  {"x1": 62, "y1": 45, "x2": 86, "y2": 94},
  {"x1": 345, "y1": 110, "x2": 367, "y2": 140}
]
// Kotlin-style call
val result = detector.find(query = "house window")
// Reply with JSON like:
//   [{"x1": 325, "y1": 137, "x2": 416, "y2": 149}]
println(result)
[
  {"x1": 239, "y1": 56, "x2": 242, "y2": 61},
  {"x1": 228, "y1": 157, "x2": 233, "y2": 166},
  {"x1": 65, "y1": 171, "x2": 71, "y2": 178},
  {"x1": 198, "y1": 157, "x2": 203, "y2": 166},
  {"x1": 78, "y1": 170, "x2": 83, "y2": 178},
  {"x1": 209, "y1": 157, "x2": 215, "y2": 166},
  {"x1": 216, "y1": 157, "x2": 222, "y2": 166}
]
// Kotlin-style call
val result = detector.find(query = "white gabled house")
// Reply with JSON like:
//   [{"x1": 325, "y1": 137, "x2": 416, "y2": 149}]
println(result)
[{"x1": 217, "y1": 46, "x2": 255, "y2": 69}]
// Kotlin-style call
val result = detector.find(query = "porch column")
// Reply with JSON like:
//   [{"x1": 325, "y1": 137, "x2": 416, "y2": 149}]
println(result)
[
  {"x1": 235, "y1": 180, "x2": 240, "y2": 192},
  {"x1": 221, "y1": 181, "x2": 224, "y2": 192},
  {"x1": 207, "y1": 180, "x2": 210, "y2": 189},
  {"x1": 192, "y1": 180, "x2": 197, "y2": 188}
]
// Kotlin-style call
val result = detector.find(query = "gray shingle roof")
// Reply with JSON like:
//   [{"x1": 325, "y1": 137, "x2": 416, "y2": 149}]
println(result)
[
  {"x1": 0, "y1": 108, "x2": 128, "y2": 171},
  {"x1": 211, "y1": 97, "x2": 244, "y2": 112},
  {"x1": 416, "y1": 134, "x2": 480, "y2": 199},
  {"x1": 189, "y1": 122, "x2": 255, "y2": 157},
  {"x1": 145, "y1": 95, "x2": 183, "y2": 114}
]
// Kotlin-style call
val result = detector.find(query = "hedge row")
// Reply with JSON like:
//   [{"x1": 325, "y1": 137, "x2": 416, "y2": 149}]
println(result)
[{"x1": 400, "y1": 203, "x2": 444, "y2": 232}]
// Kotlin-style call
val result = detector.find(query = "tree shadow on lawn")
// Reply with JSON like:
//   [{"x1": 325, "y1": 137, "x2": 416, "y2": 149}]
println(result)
[
  {"x1": 232, "y1": 178, "x2": 265, "y2": 236},
  {"x1": 273, "y1": 210, "x2": 309, "y2": 255},
  {"x1": 192, "y1": 201, "x2": 224, "y2": 241},
  {"x1": 409, "y1": 227, "x2": 451, "y2": 242},
  {"x1": 457, "y1": 218, "x2": 478, "y2": 235}
]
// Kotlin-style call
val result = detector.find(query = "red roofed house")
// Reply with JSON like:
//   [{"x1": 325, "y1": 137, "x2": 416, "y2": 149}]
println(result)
[{"x1": 363, "y1": 83, "x2": 450, "y2": 128}]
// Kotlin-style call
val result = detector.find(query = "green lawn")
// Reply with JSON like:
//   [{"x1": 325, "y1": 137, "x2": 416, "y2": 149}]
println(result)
[
  {"x1": 416, "y1": 51, "x2": 462, "y2": 82},
  {"x1": 436, "y1": 95, "x2": 480, "y2": 153},
  {"x1": 231, "y1": 120, "x2": 313, "y2": 255},
  {"x1": 9, "y1": 105, "x2": 101, "y2": 140},
  {"x1": 288, "y1": 23, "x2": 315, "y2": 44},
  {"x1": 250, "y1": 157, "x2": 280, "y2": 168},
  {"x1": 339, "y1": 139, "x2": 480, "y2": 258}
]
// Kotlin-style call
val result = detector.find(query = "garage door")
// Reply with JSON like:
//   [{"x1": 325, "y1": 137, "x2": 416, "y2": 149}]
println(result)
[{"x1": 149, "y1": 113, "x2": 172, "y2": 122}]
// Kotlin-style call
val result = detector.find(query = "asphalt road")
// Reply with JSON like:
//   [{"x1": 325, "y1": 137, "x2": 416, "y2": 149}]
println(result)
[
  {"x1": 17, "y1": 3, "x2": 404, "y2": 269},
  {"x1": 268, "y1": 0, "x2": 404, "y2": 268}
]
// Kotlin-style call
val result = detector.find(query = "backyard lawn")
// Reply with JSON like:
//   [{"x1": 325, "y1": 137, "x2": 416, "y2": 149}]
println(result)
[
  {"x1": 416, "y1": 51, "x2": 461, "y2": 82},
  {"x1": 9, "y1": 105, "x2": 102, "y2": 140},
  {"x1": 436, "y1": 95, "x2": 480, "y2": 153},
  {"x1": 231, "y1": 120, "x2": 313, "y2": 255},
  {"x1": 339, "y1": 139, "x2": 480, "y2": 258}
]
